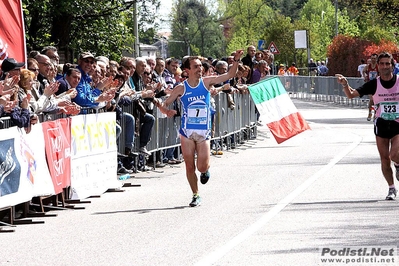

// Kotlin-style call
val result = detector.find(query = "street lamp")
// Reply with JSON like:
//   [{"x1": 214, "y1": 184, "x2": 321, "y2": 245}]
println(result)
[
  {"x1": 154, "y1": 36, "x2": 167, "y2": 59},
  {"x1": 219, "y1": 24, "x2": 225, "y2": 56},
  {"x1": 125, "y1": 0, "x2": 140, "y2": 57},
  {"x1": 185, "y1": 27, "x2": 190, "y2": 56}
]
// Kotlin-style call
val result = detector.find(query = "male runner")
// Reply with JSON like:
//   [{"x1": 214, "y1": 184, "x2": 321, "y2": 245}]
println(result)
[
  {"x1": 155, "y1": 49, "x2": 244, "y2": 207},
  {"x1": 363, "y1": 54, "x2": 379, "y2": 121},
  {"x1": 336, "y1": 52, "x2": 398, "y2": 200}
]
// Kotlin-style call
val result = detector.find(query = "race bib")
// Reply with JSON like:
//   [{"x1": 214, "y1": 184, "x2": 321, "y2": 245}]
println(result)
[
  {"x1": 187, "y1": 104, "x2": 208, "y2": 125},
  {"x1": 380, "y1": 102, "x2": 399, "y2": 120}
]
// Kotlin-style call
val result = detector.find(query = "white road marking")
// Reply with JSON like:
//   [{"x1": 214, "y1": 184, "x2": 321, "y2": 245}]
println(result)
[{"x1": 195, "y1": 136, "x2": 362, "y2": 266}]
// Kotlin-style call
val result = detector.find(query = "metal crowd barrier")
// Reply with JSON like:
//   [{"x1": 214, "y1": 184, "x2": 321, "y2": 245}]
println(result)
[
  {"x1": 277, "y1": 75, "x2": 368, "y2": 108},
  {"x1": 118, "y1": 92, "x2": 258, "y2": 157},
  {"x1": 0, "y1": 76, "x2": 366, "y2": 151},
  {"x1": 0, "y1": 117, "x2": 11, "y2": 129}
]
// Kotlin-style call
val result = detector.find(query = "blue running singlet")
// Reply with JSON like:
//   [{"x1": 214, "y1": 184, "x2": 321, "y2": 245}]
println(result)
[{"x1": 179, "y1": 78, "x2": 211, "y2": 142}]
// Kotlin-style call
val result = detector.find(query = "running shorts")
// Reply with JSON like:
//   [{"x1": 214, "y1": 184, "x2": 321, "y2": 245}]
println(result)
[{"x1": 374, "y1": 117, "x2": 399, "y2": 139}]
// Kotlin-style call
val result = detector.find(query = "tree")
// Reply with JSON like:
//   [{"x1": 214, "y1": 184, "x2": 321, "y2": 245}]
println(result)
[
  {"x1": 170, "y1": 0, "x2": 223, "y2": 58},
  {"x1": 263, "y1": 13, "x2": 296, "y2": 66},
  {"x1": 299, "y1": 0, "x2": 359, "y2": 61},
  {"x1": 326, "y1": 35, "x2": 371, "y2": 77},
  {"x1": 267, "y1": 0, "x2": 308, "y2": 21},
  {"x1": 363, "y1": 40, "x2": 399, "y2": 58},
  {"x1": 222, "y1": 0, "x2": 273, "y2": 50},
  {"x1": 362, "y1": 26, "x2": 397, "y2": 45},
  {"x1": 22, "y1": 0, "x2": 160, "y2": 61}
]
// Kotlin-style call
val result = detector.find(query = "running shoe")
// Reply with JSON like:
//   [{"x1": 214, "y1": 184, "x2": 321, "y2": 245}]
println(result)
[
  {"x1": 385, "y1": 188, "x2": 397, "y2": 200},
  {"x1": 367, "y1": 112, "x2": 372, "y2": 121},
  {"x1": 200, "y1": 170, "x2": 210, "y2": 184},
  {"x1": 189, "y1": 194, "x2": 201, "y2": 207}
]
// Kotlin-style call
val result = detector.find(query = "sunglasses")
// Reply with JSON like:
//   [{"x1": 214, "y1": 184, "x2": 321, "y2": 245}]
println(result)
[
  {"x1": 143, "y1": 72, "x2": 151, "y2": 75},
  {"x1": 28, "y1": 68, "x2": 39, "y2": 72},
  {"x1": 181, "y1": 75, "x2": 188, "y2": 79},
  {"x1": 38, "y1": 62, "x2": 52, "y2": 67},
  {"x1": 84, "y1": 59, "x2": 95, "y2": 64}
]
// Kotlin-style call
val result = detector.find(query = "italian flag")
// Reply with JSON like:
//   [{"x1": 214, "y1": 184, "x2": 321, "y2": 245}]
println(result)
[{"x1": 248, "y1": 77, "x2": 310, "y2": 144}]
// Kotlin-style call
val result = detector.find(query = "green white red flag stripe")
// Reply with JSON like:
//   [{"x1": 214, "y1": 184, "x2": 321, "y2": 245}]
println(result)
[{"x1": 248, "y1": 77, "x2": 310, "y2": 144}]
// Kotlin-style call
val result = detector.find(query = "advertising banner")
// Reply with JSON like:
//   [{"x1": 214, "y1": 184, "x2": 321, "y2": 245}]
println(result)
[
  {"x1": 0, "y1": 127, "x2": 33, "y2": 209},
  {"x1": 70, "y1": 113, "x2": 118, "y2": 199},
  {"x1": 42, "y1": 118, "x2": 72, "y2": 194}
]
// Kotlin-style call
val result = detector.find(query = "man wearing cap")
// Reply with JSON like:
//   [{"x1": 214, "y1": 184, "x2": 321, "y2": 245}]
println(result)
[
  {"x1": 1, "y1": 58, "x2": 25, "y2": 80},
  {"x1": 73, "y1": 52, "x2": 114, "y2": 112}
]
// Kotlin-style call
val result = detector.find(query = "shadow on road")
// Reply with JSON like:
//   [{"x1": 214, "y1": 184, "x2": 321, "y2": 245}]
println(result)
[{"x1": 92, "y1": 205, "x2": 188, "y2": 215}]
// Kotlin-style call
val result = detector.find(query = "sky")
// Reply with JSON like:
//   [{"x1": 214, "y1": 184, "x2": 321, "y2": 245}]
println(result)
[{"x1": 158, "y1": 0, "x2": 173, "y2": 32}]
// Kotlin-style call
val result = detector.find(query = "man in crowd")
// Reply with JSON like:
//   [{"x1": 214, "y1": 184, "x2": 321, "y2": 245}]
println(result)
[
  {"x1": 120, "y1": 57, "x2": 136, "y2": 90},
  {"x1": 56, "y1": 67, "x2": 80, "y2": 99},
  {"x1": 41, "y1": 46, "x2": 62, "y2": 80},
  {"x1": 130, "y1": 57, "x2": 155, "y2": 156},
  {"x1": 0, "y1": 58, "x2": 24, "y2": 80},
  {"x1": 318, "y1": 61, "x2": 328, "y2": 76},
  {"x1": 241, "y1": 45, "x2": 256, "y2": 82},
  {"x1": 73, "y1": 52, "x2": 115, "y2": 112},
  {"x1": 163, "y1": 57, "x2": 180, "y2": 86}
]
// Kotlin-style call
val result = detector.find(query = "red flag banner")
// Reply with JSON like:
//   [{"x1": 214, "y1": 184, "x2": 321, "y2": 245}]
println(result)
[{"x1": 0, "y1": 0, "x2": 26, "y2": 62}]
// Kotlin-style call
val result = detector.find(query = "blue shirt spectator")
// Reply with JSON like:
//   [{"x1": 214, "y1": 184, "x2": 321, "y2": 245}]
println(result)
[{"x1": 72, "y1": 52, "x2": 115, "y2": 112}]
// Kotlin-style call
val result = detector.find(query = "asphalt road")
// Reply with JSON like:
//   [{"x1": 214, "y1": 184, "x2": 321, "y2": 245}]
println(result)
[{"x1": 2, "y1": 99, "x2": 398, "y2": 266}]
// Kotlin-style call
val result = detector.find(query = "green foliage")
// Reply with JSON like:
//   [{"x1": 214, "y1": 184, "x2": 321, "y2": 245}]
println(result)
[
  {"x1": 362, "y1": 27, "x2": 397, "y2": 45},
  {"x1": 265, "y1": 0, "x2": 307, "y2": 21},
  {"x1": 223, "y1": 0, "x2": 273, "y2": 48},
  {"x1": 226, "y1": 28, "x2": 251, "y2": 55},
  {"x1": 170, "y1": 0, "x2": 223, "y2": 58},
  {"x1": 21, "y1": 0, "x2": 399, "y2": 68},
  {"x1": 299, "y1": 0, "x2": 359, "y2": 61},
  {"x1": 22, "y1": 0, "x2": 159, "y2": 62},
  {"x1": 263, "y1": 13, "x2": 296, "y2": 65}
]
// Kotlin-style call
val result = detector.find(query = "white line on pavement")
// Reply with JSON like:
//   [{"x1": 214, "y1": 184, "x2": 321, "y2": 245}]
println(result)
[{"x1": 195, "y1": 135, "x2": 362, "y2": 266}]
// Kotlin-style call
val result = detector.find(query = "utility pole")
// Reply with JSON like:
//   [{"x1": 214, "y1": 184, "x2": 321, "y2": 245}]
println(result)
[
  {"x1": 335, "y1": 0, "x2": 338, "y2": 36},
  {"x1": 133, "y1": 0, "x2": 140, "y2": 57}
]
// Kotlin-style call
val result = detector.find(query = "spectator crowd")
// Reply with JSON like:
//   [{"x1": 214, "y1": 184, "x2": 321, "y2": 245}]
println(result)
[{"x1": 0, "y1": 45, "x2": 280, "y2": 174}]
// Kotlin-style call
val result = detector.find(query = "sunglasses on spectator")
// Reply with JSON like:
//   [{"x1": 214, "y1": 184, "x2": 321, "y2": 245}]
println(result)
[
  {"x1": 143, "y1": 72, "x2": 151, "y2": 75},
  {"x1": 84, "y1": 59, "x2": 95, "y2": 64},
  {"x1": 38, "y1": 62, "x2": 52, "y2": 67},
  {"x1": 181, "y1": 75, "x2": 188, "y2": 79},
  {"x1": 28, "y1": 68, "x2": 39, "y2": 72}
]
